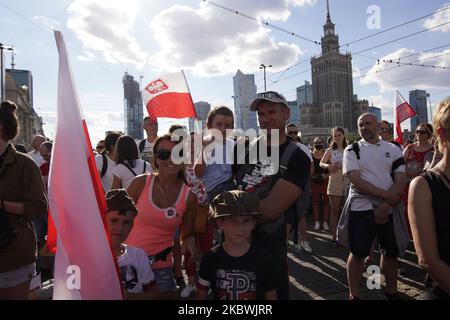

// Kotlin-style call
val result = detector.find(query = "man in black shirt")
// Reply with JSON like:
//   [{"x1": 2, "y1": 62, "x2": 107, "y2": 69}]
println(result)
[{"x1": 235, "y1": 91, "x2": 311, "y2": 299}]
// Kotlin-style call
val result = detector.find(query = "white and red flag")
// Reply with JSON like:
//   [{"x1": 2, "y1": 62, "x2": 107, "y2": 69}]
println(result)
[
  {"x1": 48, "y1": 31, "x2": 123, "y2": 300},
  {"x1": 394, "y1": 91, "x2": 417, "y2": 145},
  {"x1": 142, "y1": 71, "x2": 197, "y2": 120}
]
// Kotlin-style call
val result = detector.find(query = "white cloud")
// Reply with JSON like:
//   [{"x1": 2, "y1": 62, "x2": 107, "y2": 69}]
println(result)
[
  {"x1": 423, "y1": 3, "x2": 450, "y2": 32},
  {"x1": 33, "y1": 16, "x2": 60, "y2": 31},
  {"x1": 366, "y1": 94, "x2": 394, "y2": 121},
  {"x1": 149, "y1": 0, "x2": 315, "y2": 77},
  {"x1": 67, "y1": 0, "x2": 147, "y2": 68},
  {"x1": 352, "y1": 66, "x2": 361, "y2": 78},
  {"x1": 42, "y1": 109, "x2": 124, "y2": 144},
  {"x1": 77, "y1": 50, "x2": 97, "y2": 62},
  {"x1": 361, "y1": 48, "x2": 450, "y2": 92}
]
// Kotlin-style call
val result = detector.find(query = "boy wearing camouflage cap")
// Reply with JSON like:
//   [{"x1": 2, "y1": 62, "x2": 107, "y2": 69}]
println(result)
[
  {"x1": 196, "y1": 190, "x2": 277, "y2": 300},
  {"x1": 105, "y1": 189, "x2": 157, "y2": 299}
]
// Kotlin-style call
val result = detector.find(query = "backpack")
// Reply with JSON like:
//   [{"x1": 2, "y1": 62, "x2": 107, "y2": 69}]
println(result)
[
  {"x1": 235, "y1": 137, "x2": 310, "y2": 236},
  {"x1": 348, "y1": 142, "x2": 405, "y2": 178},
  {"x1": 122, "y1": 161, "x2": 147, "y2": 177},
  {"x1": 100, "y1": 154, "x2": 108, "y2": 178},
  {"x1": 138, "y1": 139, "x2": 146, "y2": 154}
]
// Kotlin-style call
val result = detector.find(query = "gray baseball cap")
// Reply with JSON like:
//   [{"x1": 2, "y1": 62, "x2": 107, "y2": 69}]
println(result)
[{"x1": 250, "y1": 91, "x2": 289, "y2": 111}]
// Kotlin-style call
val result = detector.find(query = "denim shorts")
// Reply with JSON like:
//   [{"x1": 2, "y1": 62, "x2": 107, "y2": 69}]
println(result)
[
  {"x1": 0, "y1": 263, "x2": 36, "y2": 289},
  {"x1": 153, "y1": 267, "x2": 177, "y2": 293}
]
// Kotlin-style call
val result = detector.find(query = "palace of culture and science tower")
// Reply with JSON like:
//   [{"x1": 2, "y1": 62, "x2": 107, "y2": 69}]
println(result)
[{"x1": 300, "y1": 1, "x2": 368, "y2": 133}]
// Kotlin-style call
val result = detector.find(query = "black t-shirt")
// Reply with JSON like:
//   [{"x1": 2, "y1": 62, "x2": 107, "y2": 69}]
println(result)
[
  {"x1": 235, "y1": 138, "x2": 310, "y2": 257},
  {"x1": 198, "y1": 244, "x2": 277, "y2": 300}
]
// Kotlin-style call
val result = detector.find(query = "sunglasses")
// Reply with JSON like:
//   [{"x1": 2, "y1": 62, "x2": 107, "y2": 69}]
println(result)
[
  {"x1": 415, "y1": 130, "x2": 427, "y2": 135},
  {"x1": 379, "y1": 128, "x2": 390, "y2": 133},
  {"x1": 255, "y1": 91, "x2": 286, "y2": 101},
  {"x1": 156, "y1": 148, "x2": 184, "y2": 161},
  {"x1": 288, "y1": 131, "x2": 299, "y2": 136}
]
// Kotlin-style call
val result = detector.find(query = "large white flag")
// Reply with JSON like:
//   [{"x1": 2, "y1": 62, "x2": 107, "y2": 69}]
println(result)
[{"x1": 49, "y1": 31, "x2": 122, "y2": 300}]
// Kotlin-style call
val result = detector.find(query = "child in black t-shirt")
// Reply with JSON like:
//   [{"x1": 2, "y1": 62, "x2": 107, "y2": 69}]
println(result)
[{"x1": 196, "y1": 190, "x2": 277, "y2": 300}]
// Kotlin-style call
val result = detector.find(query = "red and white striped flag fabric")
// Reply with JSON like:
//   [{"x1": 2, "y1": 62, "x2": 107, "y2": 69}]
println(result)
[
  {"x1": 142, "y1": 71, "x2": 197, "y2": 120},
  {"x1": 49, "y1": 31, "x2": 123, "y2": 300},
  {"x1": 394, "y1": 91, "x2": 416, "y2": 145}
]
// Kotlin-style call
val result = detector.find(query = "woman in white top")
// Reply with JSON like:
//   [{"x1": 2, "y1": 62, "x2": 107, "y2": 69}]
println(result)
[
  {"x1": 95, "y1": 132, "x2": 121, "y2": 192},
  {"x1": 112, "y1": 135, "x2": 152, "y2": 189},
  {"x1": 320, "y1": 127, "x2": 348, "y2": 247}
]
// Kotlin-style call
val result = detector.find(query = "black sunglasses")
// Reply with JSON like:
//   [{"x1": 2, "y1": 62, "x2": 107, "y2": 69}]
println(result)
[{"x1": 156, "y1": 148, "x2": 183, "y2": 161}]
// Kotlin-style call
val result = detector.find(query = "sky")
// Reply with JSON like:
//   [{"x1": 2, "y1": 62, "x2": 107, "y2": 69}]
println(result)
[{"x1": 1, "y1": 0, "x2": 450, "y2": 144}]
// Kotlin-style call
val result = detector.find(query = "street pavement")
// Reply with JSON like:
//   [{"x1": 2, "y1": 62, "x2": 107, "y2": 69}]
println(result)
[{"x1": 287, "y1": 216, "x2": 426, "y2": 300}]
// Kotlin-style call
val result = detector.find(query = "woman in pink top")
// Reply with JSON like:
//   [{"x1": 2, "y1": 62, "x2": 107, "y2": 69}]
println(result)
[{"x1": 126, "y1": 133, "x2": 197, "y2": 299}]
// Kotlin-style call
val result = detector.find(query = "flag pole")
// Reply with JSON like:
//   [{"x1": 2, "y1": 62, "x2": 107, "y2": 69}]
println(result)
[{"x1": 181, "y1": 70, "x2": 198, "y2": 119}]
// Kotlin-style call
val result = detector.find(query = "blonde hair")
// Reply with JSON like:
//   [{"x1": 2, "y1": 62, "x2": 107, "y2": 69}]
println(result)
[{"x1": 433, "y1": 97, "x2": 450, "y2": 153}]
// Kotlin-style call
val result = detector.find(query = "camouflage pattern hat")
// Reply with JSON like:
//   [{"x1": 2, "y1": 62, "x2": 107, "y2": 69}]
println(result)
[
  {"x1": 105, "y1": 189, "x2": 138, "y2": 214},
  {"x1": 211, "y1": 190, "x2": 261, "y2": 219}
]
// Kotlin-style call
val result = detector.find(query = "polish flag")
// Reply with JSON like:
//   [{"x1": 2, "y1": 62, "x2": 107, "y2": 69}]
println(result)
[
  {"x1": 48, "y1": 31, "x2": 123, "y2": 300},
  {"x1": 142, "y1": 71, "x2": 197, "y2": 120},
  {"x1": 394, "y1": 91, "x2": 416, "y2": 145}
]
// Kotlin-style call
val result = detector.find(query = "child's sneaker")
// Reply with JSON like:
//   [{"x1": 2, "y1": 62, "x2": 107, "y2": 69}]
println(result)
[
  {"x1": 180, "y1": 284, "x2": 196, "y2": 298},
  {"x1": 314, "y1": 221, "x2": 320, "y2": 230},
  {"x1": 323, "y1": 222, "x2": 330, "y2": 231}
]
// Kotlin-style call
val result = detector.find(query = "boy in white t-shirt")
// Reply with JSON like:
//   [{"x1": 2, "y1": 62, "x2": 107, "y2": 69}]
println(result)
[{"x1": 105, "y1": 189, "x2": 158, "y2": 299}]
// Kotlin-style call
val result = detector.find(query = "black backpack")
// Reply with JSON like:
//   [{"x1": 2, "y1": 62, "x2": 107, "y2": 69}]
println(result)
[
  {"x1": 348, "y1": 142, "x2": 405, "y2": 179},
  {"x1": 235, "y1": 137, "x2": 310, "y2": 235},
  {"x1": 100, "y1": 154, "x2": 108, "y2": 178},
  {"x1": 138, "y1": 139, "x2": 146, "y2": 154}
]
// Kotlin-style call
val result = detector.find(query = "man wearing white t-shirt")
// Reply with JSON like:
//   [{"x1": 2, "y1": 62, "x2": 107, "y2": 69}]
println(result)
[
  {"x1": 138, "y1": 117, "x2": 158, "y2": 169},
  {"x1": 342, "y1": 113, "x2": 406, "y2": 300}
]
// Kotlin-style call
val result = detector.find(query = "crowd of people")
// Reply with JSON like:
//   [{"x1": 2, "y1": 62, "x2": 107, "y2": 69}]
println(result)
[{"x1": 0, "y1": 91, "x2": 449, "y2": 300}]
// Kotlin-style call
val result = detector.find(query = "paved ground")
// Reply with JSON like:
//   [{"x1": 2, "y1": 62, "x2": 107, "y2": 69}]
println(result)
[{"x1": 287, "y1": 216, "x2": 426, "y2": 300}]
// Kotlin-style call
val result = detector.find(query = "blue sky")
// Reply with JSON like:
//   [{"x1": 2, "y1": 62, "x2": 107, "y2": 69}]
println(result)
[{"x1": 1, "y1": 0, "x2": 449, "y2": 144}]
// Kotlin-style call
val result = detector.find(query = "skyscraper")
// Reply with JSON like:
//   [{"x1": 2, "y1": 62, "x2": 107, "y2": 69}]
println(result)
[
  {"x1": 233, "y1": 70, "x2": 258, "y2": 131},
  {"x1": 287, "y1": 100, "x2": 299, "y2": 126},
  {"x1": 189, "y1": 101, "x2": 211, "y2": 132},
  {"x1": 310, "y1": 0, "x2": 355, "y2": 131},
  {"x1": 297, "y1": 81, "x2": 313, "y2": 105},
  {"x1": 6, "y1": 68, "x2": 33, "y2": 107},
  {"x1": 368, "y1": 106, "x2": 382, "y2": 121},
  {"x1": 123, "y1": 73, "x2": 144, "y2": 140},
  {"x1": 409, "y1": 90, "x2": 428, "y2": 130}
]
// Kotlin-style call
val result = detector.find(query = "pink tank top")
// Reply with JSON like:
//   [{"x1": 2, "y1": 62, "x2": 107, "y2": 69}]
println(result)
[{"x1": 126, "y1": 174, "x2": 190, "y2": 269}]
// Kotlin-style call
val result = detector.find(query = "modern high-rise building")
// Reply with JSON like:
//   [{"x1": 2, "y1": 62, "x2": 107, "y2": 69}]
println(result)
[
  {"x1": 297, "y1": 81, "x2": 313, "y2": 105},
  {"x1": 368, "y1": 105, "x2": 382, "y2": 121},
  {"x1": 287, "y1": 100, "x2": 299, "y2": 126},
  {"x1": 409, "y1": 89, "x2": 429, "y2": 131},
  {"x1": 233, "y1": 70, "x2": 258, "y2": 131},
  {"x1": 311, "y1": 0, "x2": 354, "y2": 131},
  {"x1": 123, "y1": 73, "x2": 144, "y2": 140},
  {"x1": 189, "y1": 101, "x2": 211, "y2": 132},
  {"x1": 6, "y1": 68, "x2": 33, "y2": 107}
]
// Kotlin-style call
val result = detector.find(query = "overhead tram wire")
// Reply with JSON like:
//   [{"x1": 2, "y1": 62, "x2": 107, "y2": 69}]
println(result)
[
  {"x1": 203, "y1": 0, "x2": 321, "y2": 46},
  {"x1": 0, "y1": 1, "x2": 124, "y2": 78},
  {"x1": 339, "y1": 5, "x2": 450, "y2": 50},
  {"x1": 352, "y1": 21, "x2": 450, "y2": 56},
  {"x1": 200, "y1": 2, "x2": 450, "y2": 103}
]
